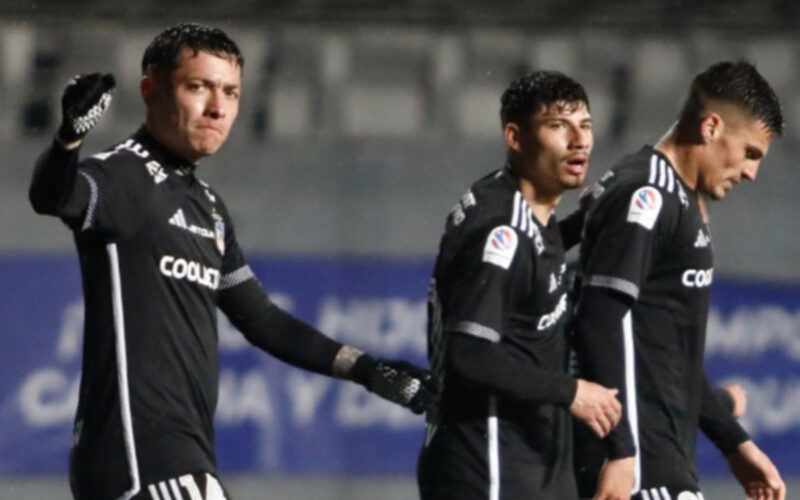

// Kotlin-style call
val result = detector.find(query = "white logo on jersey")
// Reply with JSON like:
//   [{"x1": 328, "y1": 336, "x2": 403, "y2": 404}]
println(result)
[
  {"x1": 682, "y1": 268, "x2": 713, "y2": 288},
  {"x1": 91, "y1": 138, "x2": 150, "y2": 161},
  {"x1": 677, "y1": 183, "x2": 689, "y2": 208},
  {"x1": 627, "y1": 186, "x2": 663, "y2": 230},
  {"x1": 169, "y1": 209, "x2": 215, "y2": 239},
  {"x1": 538, "y1": 293, "x2": 568, "y2": 331},
  {"x1": 148, "y1": 473, "x2": 229, "y2": 500},
  {"x1": 549, "y1": 273, "x2": 558, "y2": 293},
  {"x1": 694, "y1": 229, "x2": 711, "y2": 248},
  {"x1": 146, "y1": 160, "x2": 167, "y2": 184},
  {"x1": 482, "y1": 225, "x2": 518, "y2": 269},
  {"x1": 450, "y1": 190, "x2": 476, "y2": 226},
  {"x1": 159, "y1": 255, "x2": 220, "y2": 290}
]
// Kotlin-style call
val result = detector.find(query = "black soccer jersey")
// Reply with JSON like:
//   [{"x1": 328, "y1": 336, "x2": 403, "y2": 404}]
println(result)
[
  {"x1": 573, "y1": 146, "x2": 747, "y2": 493},
  {"x1": 40, "y1": 128, "x2": 254, "y2": 499},
  {"x1": 418, "y1": 168, "x2": 577, "y2": 500}
]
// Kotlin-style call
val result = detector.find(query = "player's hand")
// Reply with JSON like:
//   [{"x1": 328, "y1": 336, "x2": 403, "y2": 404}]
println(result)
[
  {"x1": 593, "y1": 457, "x2": 635, "y2": 500},
  {"x1": 352, "y1": 355, "x2": 439, "y2": 414},
  {"x1": 727, "y1": 440, "x2": 786, "y2": 500},
  {"x1": 58, "y1": 72, "x2": 116, "y2": 146},
  {"x1": 723, "y1": 382, "x2": 748, "y2": 418},
  {"x1": 570, "y1": 379, "x2": 622, "y2": 438}
]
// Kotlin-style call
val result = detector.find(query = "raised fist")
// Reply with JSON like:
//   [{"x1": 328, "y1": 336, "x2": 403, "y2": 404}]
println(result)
[{"x1": 58, "y1": 72, "x2": 115, "y2": 143}]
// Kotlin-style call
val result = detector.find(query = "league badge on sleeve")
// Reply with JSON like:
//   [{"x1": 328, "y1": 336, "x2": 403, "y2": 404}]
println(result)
[
  {"x1": 627, "y1": 186, "x2": 663, "y2": 230},
  {"x1": 482, "y1": 225, "x2": 518, "y2": 269}
]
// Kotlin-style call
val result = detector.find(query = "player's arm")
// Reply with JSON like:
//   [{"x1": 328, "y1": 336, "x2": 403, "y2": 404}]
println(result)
[
  {"x1": 444, "y1": 220, "x2": 619, "y2": 437},
  {"x1": 448, "y1": 333, "x2": 620, "y2": 438},
  {"x1": 29, "y1": 73, "x2": 115, "y2": 218},
  {"x1": 573, "y1": 184, "x2": 671, "y2": 498},
  {"x1": 710, "y1": 382, "x2": 747, "y2": 418},
  {"x1": 217, "y1": 277, "x2": 437, "y2": 414},
  {"x1": 701, "y1": 378, "x2": 784, "y2": 500},
  {"x1": 572, "y1": 286, "x2": 636, "y2": 456},
  {"x1": 699, "y1": 372, "x2": 750, "y2": 454}
]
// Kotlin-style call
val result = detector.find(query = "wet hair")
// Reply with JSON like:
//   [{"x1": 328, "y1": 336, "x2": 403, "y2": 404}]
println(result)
[
  {"x1": 678, "y1": 60, "x2": 783, "y2": 136},
  {"x1": 500, "y1": 70, "x2": 589, "y2": 127},
  {"x1": 141, "y1": 23, "x2": 244, "y2": 77}
]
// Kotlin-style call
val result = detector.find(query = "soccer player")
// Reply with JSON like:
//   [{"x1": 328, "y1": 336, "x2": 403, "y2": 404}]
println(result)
[
  {"x1": 417, "y1": 71, "x2": 622, "y2": 500},
  {"x1": 571, "y1": 61, "x2": 786, "y2": 500},
  {"x1": 28, "y1": 23, "x2": 437, "y2": 500}
]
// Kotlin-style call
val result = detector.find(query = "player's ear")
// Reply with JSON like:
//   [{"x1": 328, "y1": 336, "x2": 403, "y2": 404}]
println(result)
[
  {"x1": 699, "y1": 111, "x2": 723, "y2": 143},
  {"x1": 504, "y1": 122, "x2": 523, "y2": 153},
  {"x1": 140, "y1": 74, "x2": 156, "y2": 105}
]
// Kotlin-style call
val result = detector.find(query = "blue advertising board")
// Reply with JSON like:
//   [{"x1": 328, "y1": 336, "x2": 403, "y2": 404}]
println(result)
[{"x1": 1, "y1": 255, "x2": 798, "y2": 476}]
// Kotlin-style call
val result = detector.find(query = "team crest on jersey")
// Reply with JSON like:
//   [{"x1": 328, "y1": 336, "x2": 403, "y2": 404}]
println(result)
[
  {"x1": 627, "y1": 186, "x2": 663, "y2": 230},
  {"x1": 213, "y1": 212, "x2": 225, "y2": 255},
  {"x1": 483, "y1": 225, "x2": 518, "y2": 269}
]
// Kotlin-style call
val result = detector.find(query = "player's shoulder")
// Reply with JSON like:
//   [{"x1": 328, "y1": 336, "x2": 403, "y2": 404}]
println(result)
[
  {"x1": 80, "y1": 132, "x2": 161, "y2": 184},
  {"x1": 446, "y1": 169, "x2": 542, "y2": 257},
  {"x1": 590, "y1": 146, "x2": 689, "y2": 210},
  {"x1": 443, "y1": 168, "x2": 528, "y2": 238}
]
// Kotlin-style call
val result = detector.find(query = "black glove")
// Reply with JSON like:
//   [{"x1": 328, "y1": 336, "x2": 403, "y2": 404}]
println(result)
[
  {"x1": 352, "y1": 355, "x2": 439, "y2": 415},
  {"x1": 58, "y1": 72, "x2": 116, "y2": 143}
]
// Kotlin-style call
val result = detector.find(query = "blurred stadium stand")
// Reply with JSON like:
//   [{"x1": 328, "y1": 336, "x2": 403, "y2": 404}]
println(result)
[
  {"x1": 2, "y1": 13, "x2": 800, "y2": 278},
  {"x1": 2, "y1": 2, "x2": 800, "y2": 498}
]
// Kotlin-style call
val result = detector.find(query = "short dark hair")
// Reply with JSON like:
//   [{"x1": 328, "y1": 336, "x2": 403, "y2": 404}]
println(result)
[
  {"x1": 678, "y1": 60, "x2": 783, "y2": 136},
  {"x1": 142, "y1": 23, "x2": 244, "y2": 76},
  {"x1": 500, "y1": 71, "x2": 589, "y2": 127}
]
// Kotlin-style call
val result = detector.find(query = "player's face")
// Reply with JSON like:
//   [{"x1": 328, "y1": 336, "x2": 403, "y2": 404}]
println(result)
[
  {"x1": 697, "y1": 118, "x2": 772, "y2": 200},
  {"x1": 520, "y1": 101, "x2": 593, "y2": 195},
  {"x1": 145, "y1": 48, "x2": 241, "y2": 163}
]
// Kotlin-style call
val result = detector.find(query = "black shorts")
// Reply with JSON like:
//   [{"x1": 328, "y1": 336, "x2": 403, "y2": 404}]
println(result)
[
  {"x1": 71, "y1": 468, "x2": 231, "y2": 500},
  {"x1": 134, "y1": 470, "x2": 232, "y2": 500}
]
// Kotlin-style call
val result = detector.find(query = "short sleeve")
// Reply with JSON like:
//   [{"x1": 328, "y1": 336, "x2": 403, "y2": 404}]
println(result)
[
  {"x1": 582, "y1": 184, "x2": 675, "y2": 300},
  {"x1": 216, "y1": 201, "x2": 256, "y2": 291},
  {"x1": 74, "y1": 157, "x2": 151, "y2": 238},
  {"x1": 445, "y1": 220, "x2": 532, "y2": 342}
]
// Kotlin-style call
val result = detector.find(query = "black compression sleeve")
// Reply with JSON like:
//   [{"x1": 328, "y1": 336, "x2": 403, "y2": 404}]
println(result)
[
  {"x1": 573, "y1": 286, "x2": 636, "y2": 458},
  {"x1": 29, "y1": 139, "x2": 88, "y2": 219},
  {"x1": 448, "y1": 332, "x2": 577, "y2": 406},
  {"x1": 218, "y1": 279, "x2": 343, "y2": 376},
  {"x1": 700, "y1": 374, "x2": 750, "y2": 456}
]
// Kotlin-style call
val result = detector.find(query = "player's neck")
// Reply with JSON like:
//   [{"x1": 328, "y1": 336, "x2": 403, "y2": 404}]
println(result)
[{"x1": 654, "y1": 126, "x2": 699, "y2": 191}]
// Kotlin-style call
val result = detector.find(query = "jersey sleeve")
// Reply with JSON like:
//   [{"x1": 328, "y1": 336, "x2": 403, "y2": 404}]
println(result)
[
  {"x1": 699, "y1": 373, "x2": 750, "y2": 455},
  {"x1": 73, "y1": 155, "x2": 153, "y2": 237},
  {"x1": 444, "y1": 219, "x2": 530, "y2": 342},
  {"x1": 216, "y1": 201, "x2": 257, "y2": 292},
  {"x1": 582, "y1": 183, "x2": 676, "y2": 299}
]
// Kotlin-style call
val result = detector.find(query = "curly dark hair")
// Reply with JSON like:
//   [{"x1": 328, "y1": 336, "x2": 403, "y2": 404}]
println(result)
[
  {"x1": 678, "y1": 60, "x2": 783, "y2": 136},
  {"x1": 141, "y1": 23, "x2": 244, "y2": 76},
  {"x1": 500, "y1": 71, "x2": 589, "y2": 128}
]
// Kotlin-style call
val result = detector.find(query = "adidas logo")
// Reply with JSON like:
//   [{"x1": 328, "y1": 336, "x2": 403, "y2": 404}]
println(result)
[
  {"x1": 169, "y1": 208, "x2": 188, "y2": 229},
  {"x1": 694, "y1": 229, "x2": 711, "y2": 248},
  {"x1": 169, "y1": 209, "x2": 215, "y2": 239}
]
